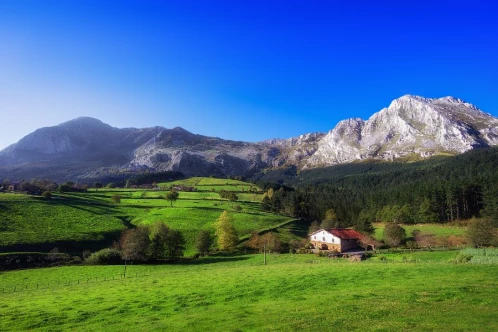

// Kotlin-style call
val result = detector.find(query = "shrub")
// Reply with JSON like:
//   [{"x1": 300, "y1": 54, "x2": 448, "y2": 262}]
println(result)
[
  {"x1": 466, "y1": 218, "x2": 497, "y2": 247},
  {"x1": 0, "y1": 252, "x2": 71, "y2": 271},
  {"x1": 233, "y1": 205, "x2": 242, "y2": 211},
  {"x1": 451, "y1": 253, "x2": 473, "y2": 264},
  {"x1": 383, "y1": 223, "x2": 406, "y2": 247},
  {"x1": 111, "y1": 194, "x2": 122, "y2": 204},
  {"x1": 41, "y1": 191, "x2": 52, "y2": 199},
  {"x1": 70, "y1": 256, "x2": 83, "y2": 264},
  {"x1": 85, "y1": 248, "x2": 122, "y2": 265},
  {"x1": 82, "y1": 250, "x2": 92, "y2": 259},
  {"x1": 348, "y1": 255, "x2": 362, "y2": 262}
]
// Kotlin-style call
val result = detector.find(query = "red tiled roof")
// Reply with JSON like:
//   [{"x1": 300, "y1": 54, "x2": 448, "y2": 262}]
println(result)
[{"x1": 329, "y1": 229, "x2": 362, "y2": 240}]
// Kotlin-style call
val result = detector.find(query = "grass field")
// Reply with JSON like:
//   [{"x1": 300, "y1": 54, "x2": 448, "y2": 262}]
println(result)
[
  {"x1": 1, "y1": 252, "x2": 497, "y2": 331},
  {"x1": 158, "y1": 177, "x2": 260, "y2": 192},
  {"x1": 373, "y1": 222, "x2": 466, "y2": 240},
  {"x1": 0, "y1": 178, "x2": 290, "y2": 255}
]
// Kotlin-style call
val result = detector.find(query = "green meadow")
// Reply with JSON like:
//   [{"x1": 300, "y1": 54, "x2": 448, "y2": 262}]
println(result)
[
  {"x1": 373, "y1": 222, "x2": 466, "y2": 240},
  {"x1": 1, "y1": 252, "x2": 497, "y2": 331},
  {"x1": 158, "y1": 176, "x2": 259, "y2": 192},
  {"x1": 0, "y1": 178, "x2": 291, "y2": 255}
]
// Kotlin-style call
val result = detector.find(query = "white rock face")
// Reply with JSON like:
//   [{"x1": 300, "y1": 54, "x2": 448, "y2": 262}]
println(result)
[{"x1": 303, "y1": 95, "x2": 498, "y2": 167}]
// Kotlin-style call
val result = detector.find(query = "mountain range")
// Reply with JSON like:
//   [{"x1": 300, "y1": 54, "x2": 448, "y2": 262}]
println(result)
[{"x1": 1, "y1": 95, "x2": 497, "y2": 182}]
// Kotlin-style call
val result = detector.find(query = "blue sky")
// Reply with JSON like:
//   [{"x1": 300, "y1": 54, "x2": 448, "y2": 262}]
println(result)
[{"x1": 0, "y1": 0, "x2": 496, "y2": 149}]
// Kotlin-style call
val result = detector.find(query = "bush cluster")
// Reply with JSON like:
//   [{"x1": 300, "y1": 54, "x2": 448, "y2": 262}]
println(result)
[{"x1": 85, "y1": 248, "x2": 122, "y2": 265}]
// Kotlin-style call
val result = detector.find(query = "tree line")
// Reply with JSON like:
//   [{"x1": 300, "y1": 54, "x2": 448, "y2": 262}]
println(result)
[{"x1": 256, "y1": 147, "x2": 498, "y2": 228}]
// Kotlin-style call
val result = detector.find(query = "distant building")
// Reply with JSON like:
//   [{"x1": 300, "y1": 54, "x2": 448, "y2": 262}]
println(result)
[
  {"x1": 7, "y1": 183, "x2": 21, "y2": 191},
  {"x1": 309, "y1": 229, "x2": 362, "y2": 252}
]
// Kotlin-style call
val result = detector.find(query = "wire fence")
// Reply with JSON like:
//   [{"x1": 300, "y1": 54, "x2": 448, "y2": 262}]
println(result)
[{"x1": 0, "y1": 270, "x2": 152, "y2": 294}]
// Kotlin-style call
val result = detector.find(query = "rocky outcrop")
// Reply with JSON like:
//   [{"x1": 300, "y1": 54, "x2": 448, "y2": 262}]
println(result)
[{"x1": 304, "y1": 95, "x2": 498, "y2": 167}]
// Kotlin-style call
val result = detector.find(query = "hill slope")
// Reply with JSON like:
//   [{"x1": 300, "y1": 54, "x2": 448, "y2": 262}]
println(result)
[{"x1": 0, "y1": 178, "x2": 293, "y2": 254}]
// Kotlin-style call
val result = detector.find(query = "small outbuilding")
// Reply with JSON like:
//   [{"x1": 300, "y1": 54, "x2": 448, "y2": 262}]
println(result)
[{"x1": 309, "y1": 228, "x2": 362, "y2": 252}]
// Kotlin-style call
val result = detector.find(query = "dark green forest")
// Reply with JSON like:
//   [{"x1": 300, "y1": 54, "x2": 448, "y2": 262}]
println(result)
[{"x1": 251, "y1": 147, "x2": 498, "y2": 229}]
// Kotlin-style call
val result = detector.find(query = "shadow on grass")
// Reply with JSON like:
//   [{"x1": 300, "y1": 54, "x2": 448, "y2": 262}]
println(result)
[
  {"x1": 35, "y1": 195, "x2": 116, "y2": 216},
  {"x1": 287, "y1": 219, "x2": 312, "y2": 238},
  {"x1": 0, "y1": 215, "x2": 136, "y2": 254}
]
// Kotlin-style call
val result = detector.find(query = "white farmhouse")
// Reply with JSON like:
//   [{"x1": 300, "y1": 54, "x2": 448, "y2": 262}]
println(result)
[{"x1": 309, "y1": 229, "x2": 362, "y2": 252}]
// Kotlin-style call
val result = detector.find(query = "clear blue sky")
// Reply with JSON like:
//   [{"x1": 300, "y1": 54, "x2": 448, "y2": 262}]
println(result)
[{"x1": 0, "y1": 0, "x2": 497, "y2": 149}]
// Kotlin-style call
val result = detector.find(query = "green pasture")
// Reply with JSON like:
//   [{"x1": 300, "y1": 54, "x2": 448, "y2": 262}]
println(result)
[
  {"x1": 0, "y1": 179, "x2": 288, "y2": 255},
  {"x1": 1, "y1": 253, "x2": 497, "y2": 331},
  {"x1": 157, "y1": 177, "x2": 260, "y2": 192},
  {"x1": 374, "y1": 222, "x2": 466, "y2": 240},
  {"x1": 0, "y1": 193, "x2": 124, "y2": 247}
]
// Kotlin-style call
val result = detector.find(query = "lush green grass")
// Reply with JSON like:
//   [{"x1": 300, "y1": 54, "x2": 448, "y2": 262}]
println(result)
[
  {"x1": 0, "y1": 178, "x2": 288, "y2": 255},
  {"x1": 370, "y1": 249, "x2": 459, "y2": 262},
  {"x1": 374, "y1": 222, "x2": 466, "y2": 240},
  {"x1": 0, "y1": 193, "x2": 124, "y2": 247},
  {"x1": 158, "y1": 177, "x2": 260, "y2": 192},
  {"x1": 1, "y1": 253, "x2": 497, "y2": 331}
]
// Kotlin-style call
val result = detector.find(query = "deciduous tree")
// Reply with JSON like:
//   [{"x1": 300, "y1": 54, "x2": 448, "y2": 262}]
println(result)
[
  {"x1": 148, "y1": 222, "x2": 170, "y2": 259},
  {"x1": 308, "y1": 221, "x2": 321, "y2": 234},
  {"x1": 196, "y1": 230, "x2": 213, "y2": 256},
  {"x1": 215, "y1": 211, "x2": 238, "y2": 251},
  {"x1": 466, "y1": 218, "x2": 497, "y2": 247},
  {"x1": 320, "y1": 208, "x2": 338, "y2": 229},
  {"x1": 164, "y1": 229, "x2": 186, "y2": 259},
  {"x1": 166, "y1": 190, "x2": 179, "y2": 207},
  {"x1": 120, "y1": 227, "x2": 150, "y2": 262},
  {"x1": 383, "y1": 223, "x2": 406, "y2": 247}
]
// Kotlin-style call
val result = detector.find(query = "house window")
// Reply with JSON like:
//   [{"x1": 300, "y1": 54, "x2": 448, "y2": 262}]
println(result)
[
  {"x1": 314, "y1": 236, "x2": 316, "y2": 240},
  {"x1": 322, "y1": 237, "x2": 325, "y2": 241},
  {"x1": 332, "y1": 238, "x2": 334, "y2": 243}
]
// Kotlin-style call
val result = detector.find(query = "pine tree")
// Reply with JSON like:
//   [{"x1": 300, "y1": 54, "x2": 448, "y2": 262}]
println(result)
[
  {"x1": 417, "y1": 198, "x2": 438, "y2": 223},
  {"x1": 215, "y1": 211, "x2": 238, "y2": 251}
]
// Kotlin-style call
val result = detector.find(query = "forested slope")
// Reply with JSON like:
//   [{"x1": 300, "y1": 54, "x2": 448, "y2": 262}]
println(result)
[{"x1": 252, "y1": 147, "x2": 498, "y2": 227}]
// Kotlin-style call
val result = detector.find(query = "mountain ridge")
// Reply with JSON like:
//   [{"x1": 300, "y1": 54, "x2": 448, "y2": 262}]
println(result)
[{"x1": 1, "y1": 95, "x2": 497, "y2": 182}]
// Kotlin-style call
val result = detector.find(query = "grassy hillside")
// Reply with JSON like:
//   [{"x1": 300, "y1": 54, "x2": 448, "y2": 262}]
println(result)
[
  {"x1": 1, "y1": 253, "x2": 497, "y2": 331},
  {"x1": 373, "y1": 222, "x2": 466, "y2": 240},
  {"x1": 0, "y1": 178, "x2": 291, "y2": 255},
  {"x1": 158, "y1": 176, "x2": 260, "y2": 192}
]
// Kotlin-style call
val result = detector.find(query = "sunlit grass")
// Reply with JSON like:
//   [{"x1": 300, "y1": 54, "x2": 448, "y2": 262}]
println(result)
[
  {"x1": 0, "y1": 179, "x2": 286, "y2": 255},
  {"x1": 0, "y1": 253, "x2": 497, "y2": 331}
]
